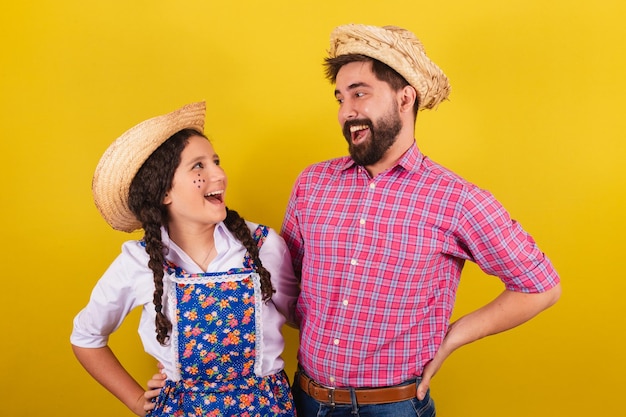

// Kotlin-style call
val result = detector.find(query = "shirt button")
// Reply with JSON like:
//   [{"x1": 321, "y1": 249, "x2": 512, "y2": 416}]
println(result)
[
  {"x1": 369, "y1": 183, "x2": 376, "y2": 189},
  {"x1": 359, "y1": 218, "x2": 365, "y2": 225},
  {"x1": 342, "y1": 299, "x2": 349, "y2": 306},
  {"x1": 333, "y1": 339, "x2": 340, "y2": 345},
  {"x1": 330, "y1": 376, "x2": 336, "y2": 383},
  {"x1": 350, "y1": 259, "x2": 358, "y2": 266}
]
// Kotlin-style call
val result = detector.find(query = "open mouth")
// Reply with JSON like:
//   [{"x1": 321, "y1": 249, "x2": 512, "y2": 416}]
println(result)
[
  {"x1": 345, "y1": 122, "x2": 371, "y2": 145},
  {"x1": 204, "y1": 190, "x2": 224, "y2": 204}
]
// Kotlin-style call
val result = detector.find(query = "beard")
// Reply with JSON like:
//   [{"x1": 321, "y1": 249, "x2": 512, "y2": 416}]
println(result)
[{"x1": 342, "y1": 102, "x2": 403, "y2": 167}]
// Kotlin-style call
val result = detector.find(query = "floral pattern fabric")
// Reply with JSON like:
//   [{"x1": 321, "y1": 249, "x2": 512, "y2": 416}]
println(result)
[{"x1": 149, "y1": 225, "x2": 295, "y2": 416}]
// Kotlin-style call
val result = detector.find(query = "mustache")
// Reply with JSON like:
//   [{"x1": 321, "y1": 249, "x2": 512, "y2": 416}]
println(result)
[{"x1": 342, "y1": 119, "x2": 374, "y2": 141}]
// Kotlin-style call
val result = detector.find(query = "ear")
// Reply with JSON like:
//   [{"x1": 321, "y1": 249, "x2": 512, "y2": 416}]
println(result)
[
  {"x1": 163, "y1": 192, "x2": 172, "y2": 205},
  {"x1": 398, "y1": 85, "x2": 417, "y2": 113}
]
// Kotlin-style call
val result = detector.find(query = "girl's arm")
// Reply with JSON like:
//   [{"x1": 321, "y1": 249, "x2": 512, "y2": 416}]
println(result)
[
  {"x1": 72, "y1": 344, "x2": 147, "y2": 416},
  {"x1": 144, "y1": 363, "x2": 167, "y2": 410}
]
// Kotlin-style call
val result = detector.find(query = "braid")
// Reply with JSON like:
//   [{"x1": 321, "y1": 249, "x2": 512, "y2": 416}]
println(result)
[
  {"x1": 224, "y1": 207, "x2": 275, "y2": 302},
  {"x1": 127, "y1": 128, "x2": 201, "y2": 345},
  {"x1": 142, "y1": 219, "x2": 171, "y2": 345}
]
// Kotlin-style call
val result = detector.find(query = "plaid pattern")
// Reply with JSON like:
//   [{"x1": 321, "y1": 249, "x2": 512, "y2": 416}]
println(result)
[{"x1": 281, "y1": 143, "x2": 559, "y2": 388}]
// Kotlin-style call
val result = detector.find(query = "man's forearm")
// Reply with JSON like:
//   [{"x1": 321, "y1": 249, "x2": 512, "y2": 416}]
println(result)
[{"x1": 443, "y1": 284, "x2": 561, "y2": 354}]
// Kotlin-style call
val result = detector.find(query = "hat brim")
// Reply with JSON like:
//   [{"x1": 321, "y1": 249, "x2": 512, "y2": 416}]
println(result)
[
  {"x1": 92, "y1": 101, "x2": 206, "y2": 232},
  {"x1": 329, "y1": 24, "x2": 450, "y2": 110}
]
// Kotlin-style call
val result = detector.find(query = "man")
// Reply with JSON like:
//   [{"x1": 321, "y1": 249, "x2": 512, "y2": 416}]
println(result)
[{"x1": 280, "y1": 24, "x2": 561, "y2": 416}]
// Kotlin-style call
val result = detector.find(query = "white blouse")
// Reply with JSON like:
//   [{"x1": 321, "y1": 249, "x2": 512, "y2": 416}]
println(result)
[{"x1": 71, "y1": 221, "x2": 299, "y2": 379}]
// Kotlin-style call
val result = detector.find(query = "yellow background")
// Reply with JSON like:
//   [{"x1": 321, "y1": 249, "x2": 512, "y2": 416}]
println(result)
[{"x1": 1, "y1": 1, "x2": 624, "y2": 416}]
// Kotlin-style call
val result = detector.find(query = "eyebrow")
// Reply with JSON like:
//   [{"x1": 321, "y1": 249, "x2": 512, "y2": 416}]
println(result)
[
  {"x1": 334, "y1": 82, "x2": 370, "y2": 97},
  {"x1": 185, "y1": 155, "x2": 204, "y2": 166},
  {"x1": 186, "y1": 154, "x2": 216, "y2": 167}
]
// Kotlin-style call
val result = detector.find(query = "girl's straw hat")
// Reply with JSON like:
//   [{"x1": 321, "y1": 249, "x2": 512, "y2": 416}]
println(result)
[
  {"x1": 92, "y1": 101, "x2": 206, "y2": 232},
  {"x1": 328, "y1": 24, "x2": 451, "y2": 110}
]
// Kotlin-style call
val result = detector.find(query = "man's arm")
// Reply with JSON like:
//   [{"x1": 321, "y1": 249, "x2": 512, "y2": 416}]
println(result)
[{"x1": 416, "y1": 284, "x2": 561, "y2": 399}]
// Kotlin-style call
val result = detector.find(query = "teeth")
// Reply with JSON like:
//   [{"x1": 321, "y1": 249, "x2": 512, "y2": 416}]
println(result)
[
  {"x1": 204, "y1": 190, "x2": 224, "y2": 197},
  {"x1": 349, "y1": 125, "x2": 368, "y2": 133}
]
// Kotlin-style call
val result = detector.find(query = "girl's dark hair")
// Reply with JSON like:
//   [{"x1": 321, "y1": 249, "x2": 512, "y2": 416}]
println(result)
[
  {"x1": 324, "y1": 53, "x2": 419, "y2": 118},
  {"x1": 128, "y1": 128, "x2": 274, "y2": 345}
]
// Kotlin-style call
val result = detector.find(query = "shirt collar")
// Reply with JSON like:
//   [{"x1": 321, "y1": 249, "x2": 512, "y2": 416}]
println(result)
[
  {"x1": 396, "y1": 142, "x2": 424, "y2": 174},
  {"x1": 160, "y1": 222, "x2": 234, "y2": 269},
  {"x1": 338, "y1": 141, "x2": 424, "y2": 174}
]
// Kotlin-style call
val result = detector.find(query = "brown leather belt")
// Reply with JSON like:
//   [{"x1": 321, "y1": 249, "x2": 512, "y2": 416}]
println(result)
[{"x1": 297, "y1": 371, "x2": 416, "y2": 405}]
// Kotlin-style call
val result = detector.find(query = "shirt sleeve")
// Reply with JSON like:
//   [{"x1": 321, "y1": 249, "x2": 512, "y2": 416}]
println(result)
[
  {"x1": 70, "y1": 241, "x2": 151, "y2": 348},
  {"x1": 454, "y1": 186, "x2": 560, "y2": 293},
  {"x1": 260, "y1": 228, "x2": 300, "y2": 327},
  {"x1": 280, "y1": 173, "x2": 305, "y2": 280}
]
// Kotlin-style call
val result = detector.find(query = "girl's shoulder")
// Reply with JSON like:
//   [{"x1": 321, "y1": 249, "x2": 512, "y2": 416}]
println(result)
[{"x1": 240, "y1": 220, "x2": 286, "y2": 249}]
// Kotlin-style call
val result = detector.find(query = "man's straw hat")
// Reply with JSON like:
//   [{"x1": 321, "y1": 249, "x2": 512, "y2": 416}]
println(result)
[
  {"x1": 328, "y1": 24, "x2": 451, "y2": 110},
  {"x1": 92, "y1": 101, "x2": 206, "y2": 233}
]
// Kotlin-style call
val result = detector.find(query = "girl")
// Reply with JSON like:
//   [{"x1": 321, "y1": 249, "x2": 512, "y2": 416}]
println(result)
[{"x1": 71, "y1": 102, "x2": 298, "y2": 416}]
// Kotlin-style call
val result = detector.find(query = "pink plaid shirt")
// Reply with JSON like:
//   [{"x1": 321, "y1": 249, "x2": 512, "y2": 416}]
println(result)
[{"x1": 281, "y1": 143, "x2": 559, "y2": 388}]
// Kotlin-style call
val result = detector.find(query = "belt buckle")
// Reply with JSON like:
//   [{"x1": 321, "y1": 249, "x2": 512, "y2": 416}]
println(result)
[{"x1": 327, "y1": 387, "x2": 336, "y2": 406}]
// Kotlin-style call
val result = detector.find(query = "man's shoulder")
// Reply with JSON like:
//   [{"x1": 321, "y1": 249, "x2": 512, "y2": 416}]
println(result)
[
  {"x1": 418, "y1": 157, "x2": 475, "y2": 189},
  {"x1": 299, "y1": 155, "x2": 353, "y2": 177},
  {"x1": 417, "y1": 157, "x2": 502, "y2": 210}
]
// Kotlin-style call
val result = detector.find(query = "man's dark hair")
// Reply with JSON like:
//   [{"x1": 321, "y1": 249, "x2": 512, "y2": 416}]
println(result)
[{"x1": 324, "y1": 54, "x2": 419, "y2": 118}]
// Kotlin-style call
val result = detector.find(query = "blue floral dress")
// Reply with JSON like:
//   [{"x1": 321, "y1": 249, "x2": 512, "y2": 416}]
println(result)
[{"x1": 148, "y1": 225, "x2": 295, "y2": 417}]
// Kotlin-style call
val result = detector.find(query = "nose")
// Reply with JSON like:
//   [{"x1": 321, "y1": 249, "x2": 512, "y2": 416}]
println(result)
[
  {"x1": 209, "y1": 164, "x2": 227, "y2": 183},
  {"x1": 338, "y1": 100, "x2": 357, "y2": 124}
]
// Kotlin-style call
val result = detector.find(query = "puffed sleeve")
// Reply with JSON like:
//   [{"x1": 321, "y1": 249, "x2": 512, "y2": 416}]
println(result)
[
  {"x1": 259, "y1": 228, "x2": 300, "y2": 328},
  {"x1": 70, "y1": 241, "x2": 153, "y2": 347}
]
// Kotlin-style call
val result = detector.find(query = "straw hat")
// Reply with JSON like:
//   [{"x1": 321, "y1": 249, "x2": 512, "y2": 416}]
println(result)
[
  {"x1": 92, "y1": 101, "x2": 206, "y2": 232},
  {"x1": 328, "y1": 24, "x2": 451, "y2": 110}
]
